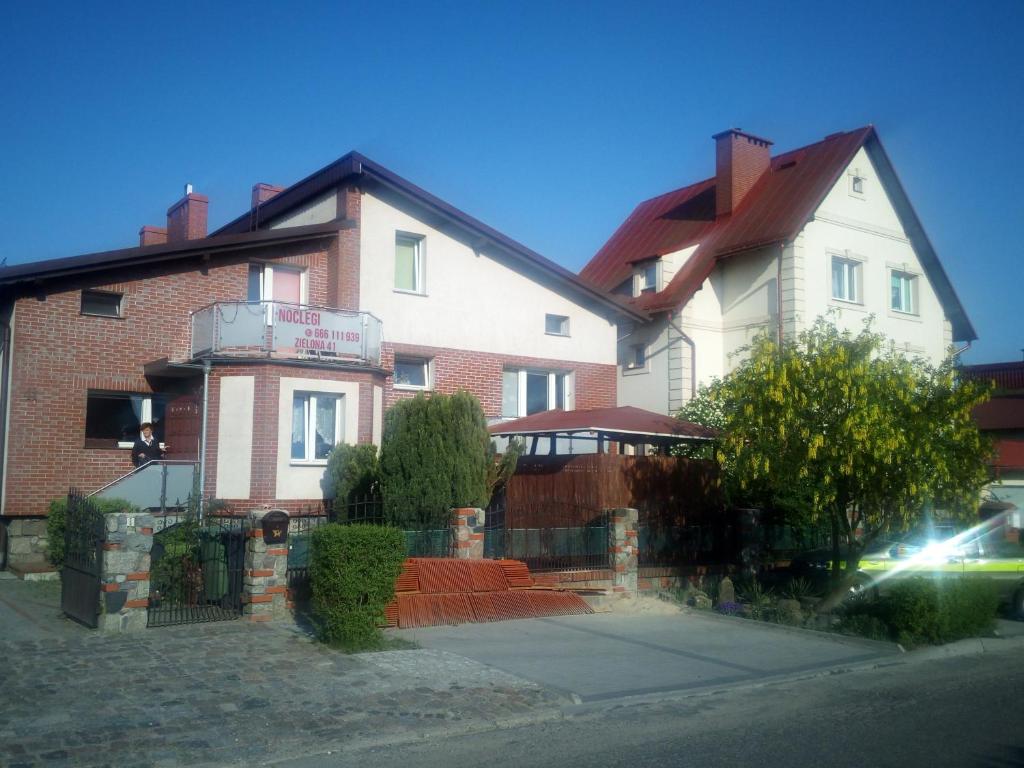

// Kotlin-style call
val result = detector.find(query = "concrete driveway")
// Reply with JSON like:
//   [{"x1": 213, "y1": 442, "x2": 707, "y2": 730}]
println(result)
[{"x1": 392, "y1": 608, "x2": 901, "y2": 703}]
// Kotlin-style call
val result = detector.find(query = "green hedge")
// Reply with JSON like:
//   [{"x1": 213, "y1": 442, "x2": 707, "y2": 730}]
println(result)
[
  {"x1": 310, "y1": 523, "x2": 407, "y2": 650},
  {"x1": 841, "y1": 577, "x2": 1000, "y2": 648},
  {"x1": 46, "y1": 497, "x2": 139, "y2": 569}
]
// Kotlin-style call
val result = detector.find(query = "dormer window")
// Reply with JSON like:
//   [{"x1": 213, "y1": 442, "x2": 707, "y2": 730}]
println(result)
[{"x1": 634, "y1": 261, "x2": 659, "y2": 297}]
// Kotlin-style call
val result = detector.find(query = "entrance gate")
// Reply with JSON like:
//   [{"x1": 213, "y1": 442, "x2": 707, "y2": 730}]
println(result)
[
  {"x1": 60, "y1": 490, "x2": 104, "y2": 628},
  {"x1": 147, "y1": 514, "x2": 247, "y2": 627}
]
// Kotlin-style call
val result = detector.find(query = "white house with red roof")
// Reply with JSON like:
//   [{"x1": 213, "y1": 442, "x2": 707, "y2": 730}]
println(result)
[{"x1": 580, "y1": 127, "x2": 975, "y2": 416}]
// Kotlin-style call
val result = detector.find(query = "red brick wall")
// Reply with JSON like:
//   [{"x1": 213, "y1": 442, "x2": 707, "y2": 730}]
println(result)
[
  {"x1": 3, "y1": 238, "x2": 340, "y2": 517},
  {"x1": 203, "y1": 364, "x2": 383, "y2": 510},
  {"x1": 380, "y1": 341, "x2": 616, "y2": 418}
]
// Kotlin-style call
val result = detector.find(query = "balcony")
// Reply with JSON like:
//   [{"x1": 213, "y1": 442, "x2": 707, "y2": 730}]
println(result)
[{"x1": 190, "y1": 301, "x2": 382, "y2": 367}]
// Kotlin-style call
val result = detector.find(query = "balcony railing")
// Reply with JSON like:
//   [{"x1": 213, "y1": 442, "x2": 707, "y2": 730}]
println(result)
[{"x1": 190, "y1": 301, "x2": 382, "y2": 366}]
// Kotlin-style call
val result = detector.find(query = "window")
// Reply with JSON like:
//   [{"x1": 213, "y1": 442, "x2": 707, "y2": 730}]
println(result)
[
  {"x1": 831, "y1": 256, "x2": 860, "y2": 303},
  {"x1": 81, "y1": 290, "x2": 123, "y2": 318},
  {"x1": 395, "y1": 233, "x2": 424, "y2": 293},
  {"x1": 248, "y1": 263, "x2": 305, "y2": 304},
  {"x1": 640, "y1": 263, "x2": 657, "y2": 294},
  {"x1": 851, "y1": 175, "x2": 864, "y2": 194},
  {"x1": 545, "y1": 314, "x2": 569, "y2": 336},
  {"x1": 627, "y1": 344, "x2": 646, "y2": 370},
  {"x1": 501, "y1": 369, "x2": 570, "y2": 418},
  {"x1": 84, "y1": 392, "x2": 166, "y2": 448},
  {"x1": 394, "y1": 356, "x2": 430, "y2": 389},
  {"x1": 891, "y1": 271, "x2": 916, "y2": 314},
  {"x1": 291, "y1": 392, "x2": 343, "y2": 463}
]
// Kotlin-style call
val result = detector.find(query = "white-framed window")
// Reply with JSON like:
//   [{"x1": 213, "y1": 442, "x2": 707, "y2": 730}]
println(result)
[
  {"x1": 247, "y1": 263, "x2": 307, "y2": 304},
  {"x1": 395, "y1": 232, "x2": 425, "y2": 293},
  {"x1": 81, "y1": 290, "x2": 124, "y2": 318},
  {"x1": 291, "y1": 391, "x2": 344, "y2": 464},
  {"x1": 890, "y1": 270, "x2": 917, "y2": 314},
  {"x1": 627, "y1": 344, "x2": 646, "y2": 370},
  {"x1": 848, "y1": 168, "x2": 866, "y2": 198},
  {"x1": 394, "y1": 356, "x2": 430, "y2": 390},
  {"x1": 502, "y1": 369, "x2": 572, "y2": 418},
  {"x1": 84, "y1": 391, "x2": 167, "y2": 449},
  {"x1": 634, "y1": 261, "x2": 658, "y2": 296},
  {"x1": 545, "y1": 314, "x2": 570, "y2": 336},
  {"x1": 831, "y1": 256, "x2": 861, "y2": 303}
]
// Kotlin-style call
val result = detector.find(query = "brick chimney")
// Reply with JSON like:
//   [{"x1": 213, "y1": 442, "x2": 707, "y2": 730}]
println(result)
[
  {"x1": 166, "y1": 184, "x2": 209, "y2": 243},
  {"x1": 714, "y1": 129, "x2": 773, "y2": 217},
  {"x1": 138, "y1": 225, "x2": 168, "y2": 247},
  {"x1": 251, "y1": 183, "x2": 284, "y2": 208}
]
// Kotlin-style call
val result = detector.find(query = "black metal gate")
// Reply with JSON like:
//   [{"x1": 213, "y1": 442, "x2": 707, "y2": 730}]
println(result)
[
  {"x1": 61, "y1": 490, "x2": 104, "y2": 628},
  {"x1": 147, "y1": 514, "x2": 247, "y2": 627}
]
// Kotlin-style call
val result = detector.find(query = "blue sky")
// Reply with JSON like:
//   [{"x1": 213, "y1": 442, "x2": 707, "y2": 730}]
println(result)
[{"x1": 1, "y1": 1, "x2": 1021, "y2": 363}]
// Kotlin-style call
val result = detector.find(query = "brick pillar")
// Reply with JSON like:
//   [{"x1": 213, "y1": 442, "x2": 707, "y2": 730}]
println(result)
[
  {"x1": 98, "y1": 513, "x2": 155, "y2": 632},
  {"x1": 609, "y1": 508, "x2": 638, "y2": 595},
  {"x1": 243, "y1": 511, "x2": 289, "y2": 622},
  {"x1": 452, "y1": 508, "x2": 485, "y2": 559}
]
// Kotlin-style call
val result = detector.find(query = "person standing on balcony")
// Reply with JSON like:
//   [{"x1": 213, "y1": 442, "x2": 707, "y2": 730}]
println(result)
[{"x1": 132, "y1": 422, "x2": 166, "y2": 467}]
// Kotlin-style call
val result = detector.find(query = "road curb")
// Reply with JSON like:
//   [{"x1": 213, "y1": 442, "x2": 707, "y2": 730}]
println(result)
[{"x1": 902, "y1": 632, "x2": 1024, "y2": 662}]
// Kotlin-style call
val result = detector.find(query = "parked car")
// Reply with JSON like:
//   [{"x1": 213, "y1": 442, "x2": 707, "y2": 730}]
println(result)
[{"x1": 769, "y1": 517, "x2": 1024, "y2": 619}]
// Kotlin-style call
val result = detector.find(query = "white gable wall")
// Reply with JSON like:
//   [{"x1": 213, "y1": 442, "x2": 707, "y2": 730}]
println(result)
[
  {"x1": 800, "y1": 146, "x2": 950, "y2": 363},
  {"x1": 359, "y1": 190, "x2": 616, "y2": 364}
]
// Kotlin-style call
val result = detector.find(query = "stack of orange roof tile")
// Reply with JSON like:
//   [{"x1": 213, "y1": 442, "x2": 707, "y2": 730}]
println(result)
[{"x1": 383, "y1": 558, "x2": 592, "y2": 629}]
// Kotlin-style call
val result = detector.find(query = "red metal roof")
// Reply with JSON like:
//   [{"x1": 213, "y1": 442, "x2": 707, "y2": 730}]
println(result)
[
  {"x1": 961, "y1": 362, "x2": 1024, "y2": 392},
  {"x1": 488, "y1": 406, "x2": 716, "y2": 440},
  {"x1": 580, "y1": 127, "x2": 975, "y2": 340},
  {"x1": 973, "y1": 397, "x2": 1024, "y2": 430}
]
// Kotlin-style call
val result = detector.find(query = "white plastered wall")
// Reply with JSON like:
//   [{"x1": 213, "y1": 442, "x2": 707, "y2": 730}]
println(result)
[
  {"x1": 275, "y1": 377, "x2": 360, "y2": 500},
  {"x1": 359, "y1": 191, "x2": 616, "y2": 365},
  {"x1": 617, "y1": 316, "x2": 670, "y2": 413},
  {"x1": 801, "y1": 146, "x2": 950, "y2": 363},
  {"x1": 215, "y1": 376, "x2": 254, "y2": 499}
]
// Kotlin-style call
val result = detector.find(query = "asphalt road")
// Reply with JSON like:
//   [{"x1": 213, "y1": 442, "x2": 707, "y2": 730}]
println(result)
[{"x1": 282, "y1": 646, "x2": 1024, "y2": 768}]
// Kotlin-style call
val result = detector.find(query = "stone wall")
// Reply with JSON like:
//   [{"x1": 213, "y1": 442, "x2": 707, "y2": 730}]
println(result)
[
  {"x1": 98, "y1": 512, "x2": 154, "y2": 632},
  {"x1": 6, "y1": 517, "x2": 50, "y2": 571}
]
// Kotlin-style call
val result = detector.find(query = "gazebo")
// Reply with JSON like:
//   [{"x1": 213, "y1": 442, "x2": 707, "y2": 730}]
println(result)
[{"x1": 489, "y1": 405, "x2": 716, "y2": 455}]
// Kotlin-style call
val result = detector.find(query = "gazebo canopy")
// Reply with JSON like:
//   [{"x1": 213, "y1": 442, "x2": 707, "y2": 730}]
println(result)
[{"x1": 489, "y1": 406, "x2": 716, "y2": 453}]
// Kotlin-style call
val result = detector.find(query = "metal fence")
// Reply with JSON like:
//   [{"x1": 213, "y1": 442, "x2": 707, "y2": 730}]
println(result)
[
  {"x1": 485, "y1": 496, "x2": 610, "y2": 572},
  {"x1": 147, "y1": 512, "x2": 248, "y2": 627}
]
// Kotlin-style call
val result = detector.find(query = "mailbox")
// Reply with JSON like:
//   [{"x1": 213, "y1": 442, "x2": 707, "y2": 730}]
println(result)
[{"x1": 261, "y1": 510, "x2": 290, "y2": 544}]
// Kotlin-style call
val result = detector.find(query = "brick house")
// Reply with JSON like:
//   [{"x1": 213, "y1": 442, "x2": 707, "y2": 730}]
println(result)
[
  {"x1": 581, "y1": 127, "x2": 975, "y2": 415},
  {"x1": 0, "y1": 153, "x2": 642, "y2": 570},
  {"x1": 961, "y1": 361, "x2": 1024, "y2": 528}
]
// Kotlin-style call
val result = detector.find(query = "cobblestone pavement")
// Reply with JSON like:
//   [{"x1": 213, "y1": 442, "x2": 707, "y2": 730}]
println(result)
[{"x1": 0, "y1": 593, "x2": 562, "y2": 768}]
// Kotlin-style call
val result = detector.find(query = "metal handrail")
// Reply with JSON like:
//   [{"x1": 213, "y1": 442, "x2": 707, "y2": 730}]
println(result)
[{"x1": 88, "y1": 460, "x2": 198, "y2": 497}]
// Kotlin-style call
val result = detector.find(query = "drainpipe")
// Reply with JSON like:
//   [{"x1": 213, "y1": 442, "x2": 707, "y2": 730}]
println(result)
[{"x1": 198, "y1": 359, "x2": 211, "y2": 521}]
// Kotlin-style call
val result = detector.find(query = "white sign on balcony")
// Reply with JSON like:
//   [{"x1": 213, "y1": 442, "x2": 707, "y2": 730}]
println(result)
[{"x1": 271, "y1": 304, "x2": 364, "y2": 357}]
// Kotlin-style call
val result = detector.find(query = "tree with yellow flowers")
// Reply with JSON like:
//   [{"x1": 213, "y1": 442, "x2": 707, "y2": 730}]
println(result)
[{"x1": 682, "y1": 317, "x2": 992, "y2": 596}]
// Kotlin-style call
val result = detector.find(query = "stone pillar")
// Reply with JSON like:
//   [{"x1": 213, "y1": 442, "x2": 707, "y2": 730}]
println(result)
[
  {"x1": 242, "y1": 511, "x2": 289, "y2": 622},
  {"x1": 98, "y1": 513, "x2": 155, "y2": 632},
  {"x1": 609, "y1": 508, "x2": 639, "y2": 595},
  {"x1": 6, "y1": 517, "x2": 52, "y2": 574},
  {"x1": 452, "y1": 508, "x2": 485, "y2": 559}
]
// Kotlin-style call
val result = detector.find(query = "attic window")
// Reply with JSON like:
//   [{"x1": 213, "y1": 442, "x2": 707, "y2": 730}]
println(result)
[
  {"x1": 778, "y1": 160, "x2": 797, "y2": 170},
  {"x1": 851, "y1": 175, "x2": 864, "y2": 194}
]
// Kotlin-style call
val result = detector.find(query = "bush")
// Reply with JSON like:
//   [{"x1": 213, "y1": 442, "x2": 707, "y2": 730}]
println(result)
[
  {"x1": 379, "y1": 391, "x2": 490, "y2": 528},
  {"x1": 840, "y1": 577, "x2": 1000, "y2": 648},
  {"x1": 324, "y1": 443, "x2": 380, "y2": 503},
  {"x1": 46, "y1": 496, "x2": 138, "y2": 568},
  {"x1": 310, "y1": 523, "x2": 407, "y2": 650}
]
